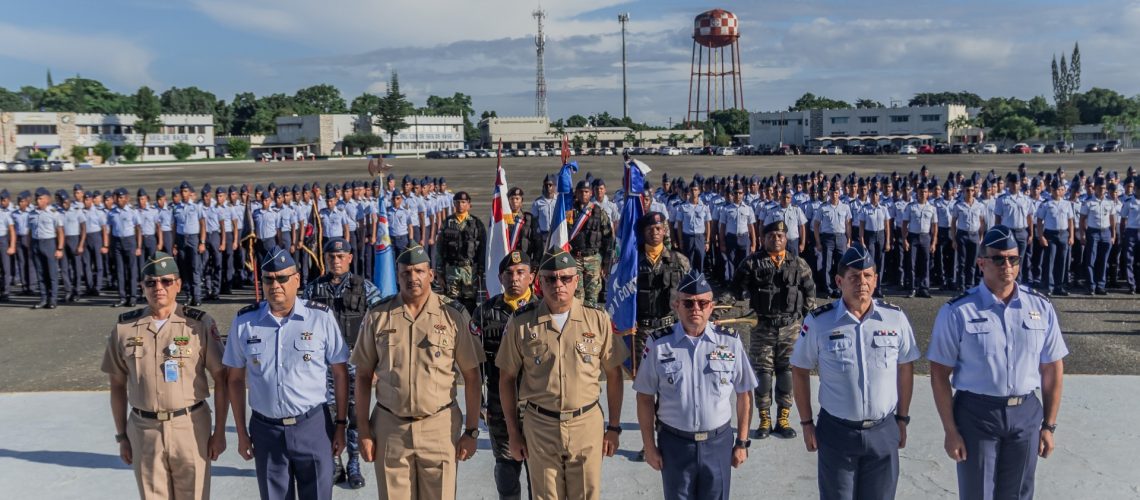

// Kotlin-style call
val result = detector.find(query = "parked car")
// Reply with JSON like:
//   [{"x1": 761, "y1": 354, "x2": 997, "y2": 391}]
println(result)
[
  {"x1": 1011, "y1": 143, "x2": 1031, "y2": 154},
  {"x1": 981, "y1": 143, "x2": 998, "y2": 154},
  {"x1": 898, "y1": 145, "x2": 918, "y2": 155},
  {"x1": 824, "y1": 145, "x2": 842, "y2": 155},
  {"x1": 9, "y1": 161, "x2": 28, "y2": 172},
  {"x1": 1030, "y1": 144, "x2": 1046, "y2": 153},
  {"x1": 1054, "y1": 141, "x2": 1073, "y2": 153},
  {"x1": 1085, "y1": 143, "x2": 1102, "y2": 153},
  {"x1": 1044, "y1": 145, "x2": 1056, "y2": 154},
  {"x1": 0, "y1": 162, "x2": 8, "y2": 172},
  {"x1": 1103, "y1": 140, "x2": 1122, "y2": 152},
  {"x1": 50, "y1": 160, "x2": 75, "y2": 171},
  {"x1": 916, "y1": 144, "x2": 934, "y2": 154},
  {"x1": 29, "y1": 159, "x2": 50, "y2": 172},
  {"x1": 950, "y1": 144, "x2": 965, "y2": 154}
]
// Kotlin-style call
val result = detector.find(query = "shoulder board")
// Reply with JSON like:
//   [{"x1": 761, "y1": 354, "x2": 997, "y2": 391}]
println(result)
[
  {"x1": 874, "y1": 299, "x2": 902, "y2": 311},
  {"x1": 1021, "y1": 285, "x2": 1050, "y2": 303},
  {"x1": 649, "y1": 325, "x2": 673, "y2": 341},
  {"x1": 584, "y1": 302, "x2": 605, "y2": 312},
  {"x1": 439, "y1": 296, "x2": 466, "y2": 314},
  {"x1": 118, "y1": 308, "x2": 147, "y2": 323},
  {"x1": 377, "y1": 294, "x2": 396, "y2": 305},
  {"x1": 181, "y1": 306, "x2": 206, "y2": 321},
  {"x1": 236, "y1": 303, "x2": 261, "y2": 316},
  {"x1": 305, "y1": 300, "x2": 331, "y2": 312},
  {"x1": 947, "y1": 292, "x2": 971, "y2": 306},
  {"x1": 712, "y1": 324, "x2": 739, "y2": 338},
  {"x1": 809, "y1": 302, "x2": 836, "y2": 317},
  {"x1": 514, "y1": 301, "x2": 539, "y2": 316}
]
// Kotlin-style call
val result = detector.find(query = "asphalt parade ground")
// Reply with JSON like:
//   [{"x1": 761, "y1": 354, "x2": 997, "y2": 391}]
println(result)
[{"x1": 0, "y1": 153, "x2": 1137, "y2": 498}]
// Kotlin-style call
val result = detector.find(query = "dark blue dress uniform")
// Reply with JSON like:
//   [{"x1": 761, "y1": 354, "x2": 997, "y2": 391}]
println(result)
[
  {"x1": 791, "y1": 245, "x2": 921, "y2": 500},
  {"x1": 903, "y1": 199, "x2": 937, "y2": 296},
  {"x1": 951, "y1": 191, "x2": 987, "y2": 290},
  {"x1": 813, "y1": 198, "x2": 853, "y2": 297},
  {"x1": 0, "y1": 190, "x2": 13, "y2": 300},
  {"x1": 1080, "y1": 181, "x2": 1116, "y2": 294},
  {"x1": 633, "y1": 271, "x2": 758, "y2": 500},
  {"x1": 108, "y1": 188, "x2": 141, "y2": 305},
  {"x1": 29, "y1": 188, "x2": 65, "y2": 308},
  {"x1": 1121, "y1": 191, "x2": 1140, "y2": 293},
  {"x1": 223, "y1": 248, "x2": 349, "y2": 500},
  {"x1": 928, "y1": 226, "x2": 1069, "y2": 500},
  {"x1": 1036, "y1": 184, "x2": 1077, "y2": 295},
  {"x1": 173, "y1": 182, "x2": 206, "y2": 304},
  {"x1": 995, "y1": 178, "x2": 1034, "y2": 281}
]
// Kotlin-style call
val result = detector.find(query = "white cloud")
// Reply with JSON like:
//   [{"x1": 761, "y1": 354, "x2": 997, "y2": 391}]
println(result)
[{"x1": 0, "y1": 22, "x2": 157, "y2": 89}]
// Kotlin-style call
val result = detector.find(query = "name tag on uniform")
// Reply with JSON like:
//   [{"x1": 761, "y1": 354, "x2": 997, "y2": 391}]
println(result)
[
  {"x1": 127, "y1": 337, "x2": 144, "y2": 347},
  {"x1": 873, "y1": 330, "x2": 898, "y2": 337},
  {"x1": 163, "y1": 359, "x2": 179, "y2": 382},
  {"x1": 247, "y1": 337, "x2": 262, "y2": 344},
  {"x1": 828, "y1": 333, "x2": 844, "y2": 340},
  {"x1": 969, "y1": 318, "x2": 987, "y2": 323}
]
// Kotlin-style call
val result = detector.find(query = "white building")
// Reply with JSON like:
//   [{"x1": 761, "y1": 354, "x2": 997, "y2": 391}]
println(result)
[
  {"x1": 479, "y1": 116, "x2": 704, "y2": 150},
  {"x1": 749, "y1": 105, "x2": 970, "y2": 148},
  {"x1": 216, "y1": 114, "x2": 465, "y2": 159},
  {"x1": 0, "y1": 111, "x2": 215, "y2": 162}
]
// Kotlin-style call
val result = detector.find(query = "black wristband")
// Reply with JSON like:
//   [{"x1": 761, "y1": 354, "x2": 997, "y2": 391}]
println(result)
[
  {"x1": 800, "y1": 419, "x2": 814, "y2": 426},
  {"x1": 115, "y1": 433, "x2": 128, "y2": 443},
  {"x1": 895, "y1": 415, "x2": 911, "y2": 425},
  {"x1": 605, "y1": 425, "x2": 622, "y2": 434},
  {"x1": 334, "y1": 419, "x2": 348, "y2": 426}
]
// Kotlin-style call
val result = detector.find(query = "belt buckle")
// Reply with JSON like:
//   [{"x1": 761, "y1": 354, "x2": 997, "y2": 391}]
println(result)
[
  {"x1": 559, "y1": 412, "x2": 572, "y2": 422},
  {"x1": 156, "y1": 411, "x2": 171, "y2": 421},
  {"x1": 1007, "y1": 397, "x2": 1023, "y2": 406},
  {"x1": 282, "y1": 417, "x2": 298, "y2": 426},
  {"x1": 693, "y1": 432, "x2": 708, "y2": 442},
  {"x1": 862, "y1": 420, "x2": 874, "y2": 429}
]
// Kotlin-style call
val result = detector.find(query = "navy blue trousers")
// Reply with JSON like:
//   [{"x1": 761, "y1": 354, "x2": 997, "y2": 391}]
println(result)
[
  {"x1": 955, "y1": 233, "x2": 980, "y2": 289},
  {"x1": 953, "y1": 392, "x2": 1041, "y2": 500},
  {"x1": 0, "y1": 234, "x2": 10, "y2": 296},
  {"x1": 250, "y1": 406, "x2": 335, "y2": 500},
  {"x1": 815, "y1": 410, "x2": 900, "y2": 500},
  {"x1": 722, "y1": 233, "x2": 749, "y2": 282},
  {"x1": 204, "y1": 232, "x2": 223, "y2": 296},
  {"x1": 819, "y1": 233, "x2": 848, "y2": 295},
  {"x1": 83, "y1": 231, "x2": 104, "y2": 292},
  {"x1": 658, "y1": 423, "x2": 733, "y2": 500},
  {"x1": 907, "y1": 233, "x2": 932, "y2": 293},
  {"x1": 1124, "y1": 228, "x2": 1140, "y2": 289},
  {"x1": 864, "y1": 230, "x2": 886, "y2": 287},
  {"x1": 176, "y1": 234, "x2": 203, "y2": 301},
  {"x1": 681, "y1": 233, "x2": 707, "y2": 275},
  {"x1": 1084, "y1": 228, "x2": 1112, "y2": 290},
  {"x1": 1043, "y1": 230, "x2": 1070, "y2": 293},
  {"x1": 31, "y1": 238, "x2": 59, "y2": 304},
  {"x1": 112, "y1": 236, "x2": 138, "y2": 301}
]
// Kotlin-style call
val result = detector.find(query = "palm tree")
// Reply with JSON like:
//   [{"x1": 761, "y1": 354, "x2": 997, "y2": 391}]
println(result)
[
  {"x1": 623, "y1": 131, "x2": 637, "y2": 147},
  {"x1": 946, "y1": 115, "x2": 975, "y2": 143},
  {"x1": 1102, "y1": 115, "x2": 1120, "y2": 140}
]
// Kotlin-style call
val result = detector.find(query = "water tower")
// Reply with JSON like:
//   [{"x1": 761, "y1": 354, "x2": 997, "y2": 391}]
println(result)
[{"x1": 686, "y1": 9, "x2": 744, "y2": 126}]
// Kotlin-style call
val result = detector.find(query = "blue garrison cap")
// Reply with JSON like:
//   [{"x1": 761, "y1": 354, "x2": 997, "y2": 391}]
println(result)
[
  {"x1": 840, "y1": 244, "x2": 874, "y2": 270},
  {"x1": 386, "y1": 173, "x2": 394, "y2": 181},
  {"x1": 677, "y1": 269, "x2": 712, "y2": 295},
  {"x1": 179, "y1": 181, "x2": 192, "y2": 191},
  {"x1": 267, "y1": 183, "x2": 276, "y2": 192},
  {"x1": 402, "y1": 175, "x2": 411, "y2": 183},
  {"x1": 0, "y1": 189, "x2": 8, "y2": 200},
  {"x1": 575, "y1": 179, "x2": 591, "y2": 190},
  {"x1": 215, "y1": 186, "x2": 225, "y2": 194},
  {"x1": 228, "y1": 185, "x2": 238, "y2": 194},
  {"x1": 155, "y1": 188, "x2": 166, "y2": 198},
  {"x1": 35, "y1": 187, "x2": 51, "y2": 198},
  {"x1": 292, "y1": 184, "x2": 300, "y2": 193},
  {"x1": 201, "y1": 183, "x2": 211, "y2": 194},
  {"x1": 302, "y1": 183, "x2": 311, "y2": 192},
  {"x1": 982, "y1": 225, "x2": 1018, "y2": 250},
  {"x1": 18, "y1": 190, "x2": 31, "y2": 200},
  {"x1": 73, "y1": 184, "x2": 83, "y2": 191},
  {"x1": 260, "y1": 246, "x2": 297, "y2": 272},
  {"x1": 112, "y1": 187, "x2": 127, "y2": 196},
  {"x1": 137, "y1": 188, "x2": 148, "y2": 197},
  {"x1": 239, "y1": 185, "x2": 249, "y2": 194},
  {"x1": 591, "y1": 177, "x2": 605, "y2": 188},
  {"x1": 324, "y1": 183, "x2": 333, "y2": 193},
  {"x1": 410, "y1": 179, "x2": 419, "y2": 187},
  {"x1": 54, "y1": 189, "x2": 67, "y2": 199},
  {"x1": 323, "y1": 237, "x2": 352, "y2": 254},
  {"x1": 438, "y1": 177, "x2": 446, "y2": 184}
]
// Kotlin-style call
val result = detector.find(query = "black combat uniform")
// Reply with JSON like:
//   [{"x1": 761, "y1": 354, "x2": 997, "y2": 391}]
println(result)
[{"x1": 434, "y1": 207, "x2": 486, "y2": 313}]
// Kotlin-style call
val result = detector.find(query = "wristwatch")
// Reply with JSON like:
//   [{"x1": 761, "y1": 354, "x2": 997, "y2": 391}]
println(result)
[
  {"x1": 895, "y1": 415, "x2": 911, "y2": 425},
  {"x1": 734, "y1": 438, "x2": 751, "y2": 449},
  {"x1": 334, "y1": 419, "x2": 348, "y2": 426},
  {"x1": 605, "y1": 425, "x2": 623, "y2": 435},
  {"x1": 115, "y1": 433, "x2": 128, "y2": 443},
  {"x1": 1041, "y1": 422, "x2": 1058, "y2": 433},
  {"x1": 463, "y1": 427, "x2": 480, "y2": 439}
]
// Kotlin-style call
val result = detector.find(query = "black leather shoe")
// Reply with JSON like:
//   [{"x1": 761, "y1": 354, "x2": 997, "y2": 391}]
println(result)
[
  {"x1": 45, "y1": 303, "x2": 57, "y2": 309},
  {"x1": 126, "y1": 299, "x2": 137, "y2": 307},
  {"x1": 632, "y1": 449, "x2": 646, "y2": 462},
  {"x1": 332, "y1": 456, "x2": 347, "y2": 484},
  {"x1": 31, "y1": 302, "x2": 46, "y2": 310},
  {"x1": 1054, "y1": 289, "x2": 1070, "y2": 296},
  {"x1": 111, "y1": 301, "x2": 128, "y2": 308},
  {"x1": 906, "y1": 291, "x2": 917, "y2": 298},
  {"x1": 189, "y1": 299, "x2": 203, "y2": 307},
  {"x1": 1095, "y1": 288, "x2": 1108, "y2": 295},
  {"x1": 916, "y1": 290, "x2": 932, "y2": 298}
]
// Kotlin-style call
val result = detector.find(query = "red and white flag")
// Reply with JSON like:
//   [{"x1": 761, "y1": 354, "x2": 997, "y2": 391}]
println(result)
[{"x1": 485, "y1": 141, "x2": 511, "y2": 295}]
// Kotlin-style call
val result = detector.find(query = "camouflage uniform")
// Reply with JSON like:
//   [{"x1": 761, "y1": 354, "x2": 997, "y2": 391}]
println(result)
[
  {"x1": 731, "y1": 250, "x2": 815, "y2": 436},
  {"x1": 568, "y1": 201, "x2": 613, "y2": 306},
  {"x1": 633, "y1": 246, "x2": 689, "y2": 374},
  {"x1": 434, "y1": 214, "x2": 486, "y2": 313}
]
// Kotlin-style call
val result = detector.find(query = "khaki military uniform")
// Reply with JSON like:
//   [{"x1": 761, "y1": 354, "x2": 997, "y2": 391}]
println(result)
[
  {"x1": 100, "y1": 306, "x2": 225, "y2": 500},
  {"x1": 495, "y1": 299, "x2": 629, "y2": 500},
  {"x1": 350, "y1": 291, "x2": 483, "y2": 500}
]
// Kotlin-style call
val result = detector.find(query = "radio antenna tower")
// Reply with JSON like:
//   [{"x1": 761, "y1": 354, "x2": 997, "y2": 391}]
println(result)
[{"x1": 534, "y1": 8, "x2": 548, "y2": 117}]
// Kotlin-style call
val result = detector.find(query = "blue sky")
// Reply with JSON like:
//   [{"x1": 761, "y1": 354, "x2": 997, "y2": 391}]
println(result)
[{"x1": 2, "y1": 0, "x2": 1138, "y2": 126}]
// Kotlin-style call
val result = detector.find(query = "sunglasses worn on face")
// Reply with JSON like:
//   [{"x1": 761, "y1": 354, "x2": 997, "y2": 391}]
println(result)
[
  {"x1": 985, "y1": 255, "x2": 1021, "y2": 266},
  {"x1": 262, "y1": 273, "x2": 296, "y2": 284},
  {"x1": 144, "y1": 278, "x2": 177, "y2": 288},
  {"x1": 681, "y1": 299, "x2": 713, "y2": 310},
  {"x1": 542, "y1": 275, "x2": 575, "y2": 286}
]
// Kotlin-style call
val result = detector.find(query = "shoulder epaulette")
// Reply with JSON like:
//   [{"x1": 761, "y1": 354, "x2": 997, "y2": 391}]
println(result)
[
  {"x1": 118, "y1": 308, "x2": 147, "y2": 323},
  {"x1": 305, "y1": 300, "x2": 331, "y2": 312},
  {"x1": 439, "y1": 296, "x2": 465, "y2": 314},
  {"x1": 1021, "y1": 285, "x2": 1050, "y2": 302},
  {"x1": 809, "y1": 302, "x2": 836, "y2": 317},
  {"x1": 236, "y1": 303, "x2": 260, "y2": 316},
  {"x1": 712, "y1": 324, "x2": 739, "y2": 338},
  {"x1": 181, "y1": 306, "x2": 206, "y2": 321},
  {"x1": 649, "y1": 325, "x2": 673, "y2": 341},
  {"x1": 377, "y1": 294, "x2": 396, "y2": 305},
  {"x1": 947, "y1": 292, "x2": 971, "y2": 306},
  {"x1": 874, "y1": 299, "x2": 902, "y2": 311},
  {"x1": 584, "y1": 302, "x2": 606, "y2": 312}
]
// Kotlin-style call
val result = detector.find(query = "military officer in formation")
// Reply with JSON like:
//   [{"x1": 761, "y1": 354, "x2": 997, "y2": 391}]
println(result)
[
  {"x1": 791, "y1": 244, "x2": 920, "y2": 500},
  {"x1": 352, "y1": 244, "x2": 483, "y2": 500},
  {"x1": 28, "y1": 187, "x2": 64, "y2": 309},
  {"x1": 497, "y1": 250, "x2": 628, "y2": 500},
  {"x1": 567, "y1": 180, "x2": 615, "y2": 306},
  {"x1": 634, "y1": 269, "x2": 757, "y2": 500},
  {"x1": 103, "y1": 252, "x2": 229, "y2": 499},
  {"x1": 470, "y1": 251, "x2": 537, "y2": 500},
  {"x1": 929, "y1": 225, "x2": 1068, "y2": 500},
  {"x1": 433, "y1": 191, "x2": 487, "y2": 313}
]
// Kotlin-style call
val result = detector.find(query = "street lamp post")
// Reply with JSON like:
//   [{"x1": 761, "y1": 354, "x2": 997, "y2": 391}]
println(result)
[{"x1": 618, "y1": 13, "x2": 630, "y2": 119}]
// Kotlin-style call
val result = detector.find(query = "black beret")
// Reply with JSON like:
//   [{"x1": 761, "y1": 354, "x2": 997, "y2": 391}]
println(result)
[
  {"x1": 498, "y1": 251, "x2": 532, "y2": 274},
  {"x1": 323, "y1": 237, "x2": 352, "y2": 254},
  {"x1": 763, "y1": 220, "x2": 787, "y2": 233},
  {"x1": 507, "y1": 187, "x2": 524, "y2": 197},
  {"x1": 453, "y1": 191, "x2": 471, "y2": 202},
  {"x1": 636, "y1": 212, "x2": 668, "y2": 235}
]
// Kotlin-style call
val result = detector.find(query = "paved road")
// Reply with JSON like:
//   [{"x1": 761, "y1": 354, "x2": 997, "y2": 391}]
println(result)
[
  {"x1": 1, "y1": 153, "x2": 1137, "y2": 391},
  {"x1": 1, "y1": 378, "x2": 1136, "y2": 500}
]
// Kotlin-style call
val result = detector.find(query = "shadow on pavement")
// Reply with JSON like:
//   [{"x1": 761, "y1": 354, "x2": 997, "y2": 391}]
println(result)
[{"x1": 0, "y1": 448, "x2": 256, "y2": 477}]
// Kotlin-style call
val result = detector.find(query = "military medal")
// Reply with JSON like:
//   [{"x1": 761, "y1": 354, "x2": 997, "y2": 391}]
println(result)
[
  {"x1": 583, "y1": 355, "x2": 592, "y2": 363},
  {"x1": 168, "y1": 343, "x2": 178, "y2": 355},
  {"x1": 183, "y1": 347, "x2": 192, "y2": 355},
  {"x1": 667, "y1": 376, "x2": 674, "y2": 384},
  {"x1": 174, "y1": 336, "x2": 190, "y2": 346},
  {"x1": 303, "y1": 353, "x2": 312, "y2": 361},
  {"x1": 301, "y1": 332, "x2": 313, "y2": 341},
  {"x1": 534, "y1": 356, "x2": 542, "y2": 365},
  {"x1": 583, "y1": 332, "x2": 596, "y2": 338}
]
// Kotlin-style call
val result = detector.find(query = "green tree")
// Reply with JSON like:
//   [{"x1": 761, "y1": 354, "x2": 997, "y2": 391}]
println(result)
[
  {"x1": 0, "y1": 87, "x2": 31, "y2": 111},
  {"x1": 341, "y1": 132, "x2": 385, "y2": 155},
  {"x1": 350, "y1": 92, "x2": 382, "y2": 115},
  {"x1": 908, "y1": 91, "x2": 984, "y2": 107},
  {"x1": 1052, "y1": 42, "x2": 1081, "y2": 131},
  {"x1": 570, "y1": 134, "x2": 585, "y2": 150},
  {"x1": 226, "y1": 138, "x2": 251, "y2": 159},
  {"x1": 420, "y1": 92, "x2": 477, "y2": 141},
  {"x1": 293, "y1": 84, "x2": 347, "y2": 114},
  {"x1": 230, "y1": 92, "x2": 263, "y2": 135},
  {"x1": 623, "y1": 131, "x2": 637, "y2": 146},
  {"x1": 121, "y1": 144, "x2": 140, "y2": 162},
  {"x1": 550, "y1": 118, "x2": 567, "y2": 138},
  {"x1": 789, "y1": 92, "x2": 851, "y2": 111},
  {"x1": 133, "y1": 86, "x2": 164, "y2": 161},
  {"x1": 585, "y1": 133, "x2": 598, "y2": 147},
  {"x1": 170, "y1": 142, "x2": 195, "y2": 161},
  {"x1": 373, "y1": 71, "x2": 413, "y2": 154},
  {"x1": 38, "y1": 77, "x2": 129, "y2": 113},
  {"x1": 70, "y1": 145, "x2": 87, "y2": 162},
  {"x1": 213, "y1": 99, "x2": 233, "y2": 135},
  {"x1": 480, "y1": 110, "x2": 498, "y2": 120},
  {"x1": 990, "y1": 115, "x2": 1038, "y2": 143},
  {"x1": 566, "y1": 114, "x2": 588, "y2": 127},
  {"x1": 1074, "y1": 87, "x2": 1133, "y2": 125},
  {"x1": 160, "y1": 86, "x2": 218, "y2": 115},
  {"x1": 708, "y1": 109, "x2": 750, "y2": 136},
  {"x1": 93, "y1": 141, "x2": 114, "y2": 163},
  {"x1": 855, "y1": 98, "x2": 884, "y2": 109}
]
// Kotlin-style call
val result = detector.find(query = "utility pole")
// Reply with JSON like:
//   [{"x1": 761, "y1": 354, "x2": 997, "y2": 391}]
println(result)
[
  {"x1": 534, "y1": 9, "x2": 548, "y2": 118},
  {"x1": 618, "y1": 12, "x2": 630, "y2": 119}
]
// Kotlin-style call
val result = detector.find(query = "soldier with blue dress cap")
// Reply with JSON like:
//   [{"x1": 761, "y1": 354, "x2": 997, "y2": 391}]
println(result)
[
  {"x1": 634, "y1": 269, "x2": 757, "y2": 500},
  {"x1": 223, "y1": 246, "x2": 350, "y2": 500},
  {"x1": 791, "y1": 243, "x2": 919, "y2": 500},
  {"x1": 928, "y1": 225, "x2": 1068, "y2": 500}
]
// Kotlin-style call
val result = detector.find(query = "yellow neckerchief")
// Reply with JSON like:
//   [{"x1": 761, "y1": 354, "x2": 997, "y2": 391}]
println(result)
[
  {"x1": 503, "y1": 287, "x2": 533, "y2": 311},
  {"x1": 644, "y1": 243, "x2": 665, "y2": 265},
  {"x1": 768, "y1": 250, "x2": 786, "y2": 267},
  {"x1": 504, "y1": 212, "x2": 517, "y2": 225},
  {"x1": 456, "y1": 212, "x2": 469, "y2": 224}
]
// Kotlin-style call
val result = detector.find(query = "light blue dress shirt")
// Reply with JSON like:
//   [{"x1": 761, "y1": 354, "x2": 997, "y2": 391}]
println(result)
[
  {"x1": 319, "y1": 208, "x2": 347, "y2": 238},
  {"x1": 859, "y1": 204, "x2": 891, "y2": 232},
  {"x1": 1036, "y1": 199, "x2": 1075, "y2": 231},
  {"x1": 531, "y1": 196, "x2": 557, "y2": 233},
  {"x1": 30, "y1": 208, "x2": 63, "y2": 240},
  {"x1": 814, "y1": 202, "x2": 852, "y2": 234},
  {"x1": 108, "y1": 207, "x2": 140, "y2": 239},
  {"x1": 62, "y1": 206, "x2": 86, "y2": 236},
  {"x1": 1122, "y1": 197, "x2": 1140, "y2": 229},
  {"x1": 995, "y1": 192, "x2": 1032, "y2": 229},
  {"x1": 254, "y1": 207, "x2": 281, "y2": 240},
  {"x1": 1080, "y1": 197, "x2": 1115, "y2": 229},
  {"x1": 953, "y1": 200, "x2": 987, "y2": 233},
  {"x1": 764, "y1": 205, "x2": 807, "y2": 240},
  {"x1": 904, "y1": 202, "x2": 936, "y2": 233},
  {"x1": 173, "y1": 203, "x2": 203, "y2": 235},
  {"x1": 718, "y1": 202, "x2": 755, "y2": 235},
  {"x1": 676, "y1": 202, "x2": 712, "y2": 235}
]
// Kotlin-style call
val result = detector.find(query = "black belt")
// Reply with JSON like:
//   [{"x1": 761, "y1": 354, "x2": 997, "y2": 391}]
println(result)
[
  {"x1": 658, "y1": 422, "x2": 731, "y2": 442},
  {"x1": 957, "y1": 391, "x2": 1033, "y2": 407},
  {"x1": 377, "y1": 400, "x2": 455, "y2": 422},
  {"x1": 571, "y1": 250, "x2": 598, "y2": 258},
  {"x1": 820, "y1": 409, "x2": 890, "y2": 430},
  {"x1": 132, "y1": 401, "x2": 205, "y2": 421},
  {"x1": 757, "y1": 315, "x2": 796, "y2": 328},
  {"x1": 526, "y1": 400, "x2": 598, "y2": 422},
  {"x1": 252, "y1": 405, "x2": 324, "y2": 426},
  {"x1": 639, "y1": 316, "x2": 675, "y2": 328}
]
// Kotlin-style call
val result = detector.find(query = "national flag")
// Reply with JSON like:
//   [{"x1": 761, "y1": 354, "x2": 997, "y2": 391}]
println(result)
[
  {"x1": 372, "y1": 194, "x2": 397, "y2": 297},
  {"x1": 485, "y1": 141, "x2": 511, "y2": 296},
  {"x1": 605, "y1": 157, "x2": 650, "y2": 369},
  {"x1": 547, "y1": 161, "x2": 578, "y2": 251},
  {"x1": 560, "y1": 134, "x2": 571, "y2": 165}
]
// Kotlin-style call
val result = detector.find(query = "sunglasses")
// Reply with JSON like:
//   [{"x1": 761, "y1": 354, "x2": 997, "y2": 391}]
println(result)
[
  {"x1": 262, "y1": 273, "x2": 297, "y2": 284},
  {"x1": 542, "y1": 274, "x2": 576, "y2": 286},
  {"x1": 143, "y1": 278, "x2": 177, "y2": 288},
  {"x1": 985, "y1": 255, "x2": 1021, "y2": 266},
  {"x1": 680, "y1": 299, "x2": 713, "y2": 310}
]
